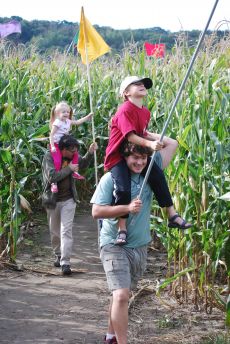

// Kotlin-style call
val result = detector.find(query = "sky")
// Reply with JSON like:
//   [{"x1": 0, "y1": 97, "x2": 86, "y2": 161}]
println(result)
[{"x1": 1, "y1": 0, "x2": 229, "y2": 32}]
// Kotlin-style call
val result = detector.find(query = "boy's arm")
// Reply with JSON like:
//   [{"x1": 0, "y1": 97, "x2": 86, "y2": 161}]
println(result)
[
  {"x1": 71, "y1": 112, "x2": 93, "y2": 126},
  {"x1": 92, "y1": 198, "x2": 142, "y2": 219},
  {"x1": 145, "y1": 131, "x2": 178, "y2": 146},
  {"x1": 127, "y1": 132, "x2": 163, "y2": 151}
]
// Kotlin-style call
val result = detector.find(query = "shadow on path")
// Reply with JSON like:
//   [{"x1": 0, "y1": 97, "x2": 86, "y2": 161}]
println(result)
[{"x1": 0, "y1": 210, "x2": 108, "y2": 344}]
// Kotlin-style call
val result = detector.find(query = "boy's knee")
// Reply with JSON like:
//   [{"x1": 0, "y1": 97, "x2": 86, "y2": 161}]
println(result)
[{"x1": 172, "y1": 139, "x2": 179, "y2": 150}]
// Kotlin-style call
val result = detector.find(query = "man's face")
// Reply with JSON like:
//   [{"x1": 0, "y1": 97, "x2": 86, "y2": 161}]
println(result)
[
  {"x1": 125, "y1": 152, "x2": 148, "y2": 174},
  {"x1": 61, "y1": 146, "x2": 78, "y2": 160}
]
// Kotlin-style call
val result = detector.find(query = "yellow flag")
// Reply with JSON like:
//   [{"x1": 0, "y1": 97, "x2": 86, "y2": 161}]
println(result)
[{"x1": 77, "y1": 7, "x2": 110, "y2": 64}]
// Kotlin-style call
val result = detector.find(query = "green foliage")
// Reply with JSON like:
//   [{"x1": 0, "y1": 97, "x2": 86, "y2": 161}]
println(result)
[{"x1": 0, "y1": 33, "x2": 229, "y2": 317}]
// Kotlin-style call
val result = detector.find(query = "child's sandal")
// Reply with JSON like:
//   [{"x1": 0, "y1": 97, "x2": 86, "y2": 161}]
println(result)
[
  {"x1": 114, "y1": 230, "x2": 127, "y2": 246},
  {"x1": 168, "y1": 214, "x2": 192, "y2": 230}
]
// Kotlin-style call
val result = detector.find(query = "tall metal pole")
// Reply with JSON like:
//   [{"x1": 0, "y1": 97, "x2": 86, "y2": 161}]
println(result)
[{"x1": 138, "y1": 0, "x2": 219, "y2": 199}]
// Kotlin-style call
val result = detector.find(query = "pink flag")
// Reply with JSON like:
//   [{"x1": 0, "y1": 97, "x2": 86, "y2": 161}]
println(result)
[
  {"x1": 0, "y1": 20, "x2": 21, "y2": 38},
  {"x1": 144, "y1": 42, "x2": 165, "y2": 58}
]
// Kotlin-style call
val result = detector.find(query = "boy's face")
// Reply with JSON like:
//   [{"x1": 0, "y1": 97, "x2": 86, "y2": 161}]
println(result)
[
  {"x1": 125, "y1": 152, "x2": 148, "y2": 174},
  {"x1": 124, "y1": 81, "x2": 147, "y2": 99}
]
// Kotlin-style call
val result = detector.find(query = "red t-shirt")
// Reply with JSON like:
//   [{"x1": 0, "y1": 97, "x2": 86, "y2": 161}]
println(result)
[{"x1": 104, "y1": 100, "x2": 150, "y2": 170}]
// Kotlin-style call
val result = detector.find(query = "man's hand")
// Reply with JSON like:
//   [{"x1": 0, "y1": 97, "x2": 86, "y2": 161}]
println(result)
[
  {"x1": 88, "y1": 142, "x2": 98, "y2": 154},
  {"x1": 128, "y1": 198, "x2": 142, "y2": 214},
  {"x1": 69, "y1": 162, "x2": 79, "y2": 172}
]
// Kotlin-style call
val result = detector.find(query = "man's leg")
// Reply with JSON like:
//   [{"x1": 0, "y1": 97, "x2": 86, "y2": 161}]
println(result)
[
  {"x1": 107, "y1": 297, "x2": 115, "y2": 334},
  {"x1": 60, "y1": 198, "x2": 76, "y2": 266},
  {"x1": 47, "y1": 205, "x2": 61, "y2": 257},
  {"x1": 101, "y1": 245, "x2": 132, "y2": 343},
  {"x1": 104, "y1": 297, "x2": 116, "y2": 343},
  {"x1": 111, "y1": 288, "x2": 129, "y2": 344}
]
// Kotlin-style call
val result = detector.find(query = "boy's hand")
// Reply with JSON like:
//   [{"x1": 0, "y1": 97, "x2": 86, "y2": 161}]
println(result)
[{"x1": 149, "y1": 140, "x2": 164, "y2": 151}]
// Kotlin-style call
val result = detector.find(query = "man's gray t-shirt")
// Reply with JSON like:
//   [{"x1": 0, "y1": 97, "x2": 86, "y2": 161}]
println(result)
[{"x1": 91, "y1": 152, "x2": 162, "y2": 248}]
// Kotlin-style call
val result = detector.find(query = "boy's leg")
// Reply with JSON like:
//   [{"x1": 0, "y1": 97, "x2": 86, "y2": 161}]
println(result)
[
  {"x1": 141, "y1": 136, "x2": 178, "y2": 207},
  {"x1": 143, "y1": 152, "x2": 192, "y2": 228},
  {"x1": 159, "y1": 137, "x2": 178, "y2": 169},
  {"x1": 111, "y1": 160, "x2": 131, "y2": 208},
  {"x1": 142, "y1": 158, "x2": 173, "y2": 208},
  {"x1": 111, "y1": 160, "x2": 131, "y2": 244}
]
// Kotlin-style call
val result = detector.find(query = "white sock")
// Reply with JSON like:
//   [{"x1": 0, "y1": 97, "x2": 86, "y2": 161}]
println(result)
[{"x1": 106, "y1": 333, "x2": 115, "y2": 339}]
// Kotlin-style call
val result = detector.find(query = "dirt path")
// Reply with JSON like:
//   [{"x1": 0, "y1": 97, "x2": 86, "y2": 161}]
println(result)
[{"x1": 0, "y1": 208, "x2": 227, "y2": 344}]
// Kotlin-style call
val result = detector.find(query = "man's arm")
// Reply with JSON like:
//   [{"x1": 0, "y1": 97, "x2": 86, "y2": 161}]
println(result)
[
  {"x1": 78, "y1": 142, "x2": 97, "y2": 169},
  {"x1": 92, "y1": 198, "x2": 142, "y2": 219},
  {"x1": 42, "y1": 152, "x2": 73, "y2": 185}
]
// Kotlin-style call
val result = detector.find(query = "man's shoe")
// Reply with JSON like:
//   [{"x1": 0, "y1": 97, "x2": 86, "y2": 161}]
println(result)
[
  {"x1": 62, "y1": 264, "x2": 72, "y2": 276},
  {"x1": 104, "y1": 335, "x2": 117, "y2": 344},
  {"x1": 53, "y1": 256, "x2": 61, "y2": 267}
]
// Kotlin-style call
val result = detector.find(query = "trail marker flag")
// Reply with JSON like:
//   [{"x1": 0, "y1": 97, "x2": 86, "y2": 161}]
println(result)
[
  {"x1": 77, "y1": 7, "x2": 110, "y2": 64},
  {"x1": 144, "y1": 42, "x2": 165, "y2": 58},
  {"x1": 0, "y1": 20, "x2": 21, "y2": 38}
]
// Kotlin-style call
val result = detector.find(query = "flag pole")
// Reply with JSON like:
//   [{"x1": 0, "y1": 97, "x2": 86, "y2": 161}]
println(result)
[
  {"x1": 81, "y1": 6, "x2": 101, "y2": 248},
  {"x1": 81, "y1": 6, "x2": 98, "y2": 187},
  {"x1": 138, "y1": 0, "x2": 219, "y2": 200},
  {"x1": 66, "y1": 40, "x2": 73, "y2": 54}
]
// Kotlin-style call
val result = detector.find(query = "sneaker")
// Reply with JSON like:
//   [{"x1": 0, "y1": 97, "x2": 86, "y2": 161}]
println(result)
[
  {"x1": 53, "y1": 256, "x2": 61, "y2": 267},
  {"x1": 62, "y1": 264, "x2": 72, "y2": 276},
  {"x1": 72, "y1": 172, "x2": 85, "y2": 180},
  {"x1": 104, "y1": 336, "x2": 117, "y2": 344},
  {"x1": 51, "y1": 183, "x2": 58, "y2": 193}
]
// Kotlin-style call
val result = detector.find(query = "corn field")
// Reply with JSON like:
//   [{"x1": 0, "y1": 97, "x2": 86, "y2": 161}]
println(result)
[{"x1": 0, "y1": 35, "x2": 229, "y2": 319}]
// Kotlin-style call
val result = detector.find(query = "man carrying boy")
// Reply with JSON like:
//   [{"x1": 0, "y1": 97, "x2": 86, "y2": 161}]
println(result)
[
  {"x1": 104, "y1": 75, "x2": 191, "y2": 245},
  {"x1": 91, "y1": 141, "x2": 162, "y2": 344}
]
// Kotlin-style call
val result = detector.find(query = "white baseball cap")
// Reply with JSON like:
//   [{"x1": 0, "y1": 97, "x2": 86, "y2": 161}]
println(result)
[{"x1": 119, "y1": 76, "x2": 153, "y2": 96}]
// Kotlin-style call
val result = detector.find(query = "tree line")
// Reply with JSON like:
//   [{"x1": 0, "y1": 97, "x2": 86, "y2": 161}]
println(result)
[{"x1": 0, "y1": 16, "x2": 228, "y2": 54}]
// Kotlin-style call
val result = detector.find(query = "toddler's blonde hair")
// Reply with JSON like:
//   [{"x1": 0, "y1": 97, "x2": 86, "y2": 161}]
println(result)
[{"x1": 49, "y1": 101, "x2": 73, "y2": 129}]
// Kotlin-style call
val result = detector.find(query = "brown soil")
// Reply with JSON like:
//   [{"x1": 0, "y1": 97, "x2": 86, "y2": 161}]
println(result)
[{"x1": 0, "y1": 208, "x2": 228, "y2": 344}]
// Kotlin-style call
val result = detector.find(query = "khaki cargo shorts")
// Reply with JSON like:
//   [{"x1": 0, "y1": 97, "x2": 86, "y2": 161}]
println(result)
[{"x1": 100, "y1": 244, "x2": 148, "y2": 291}]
